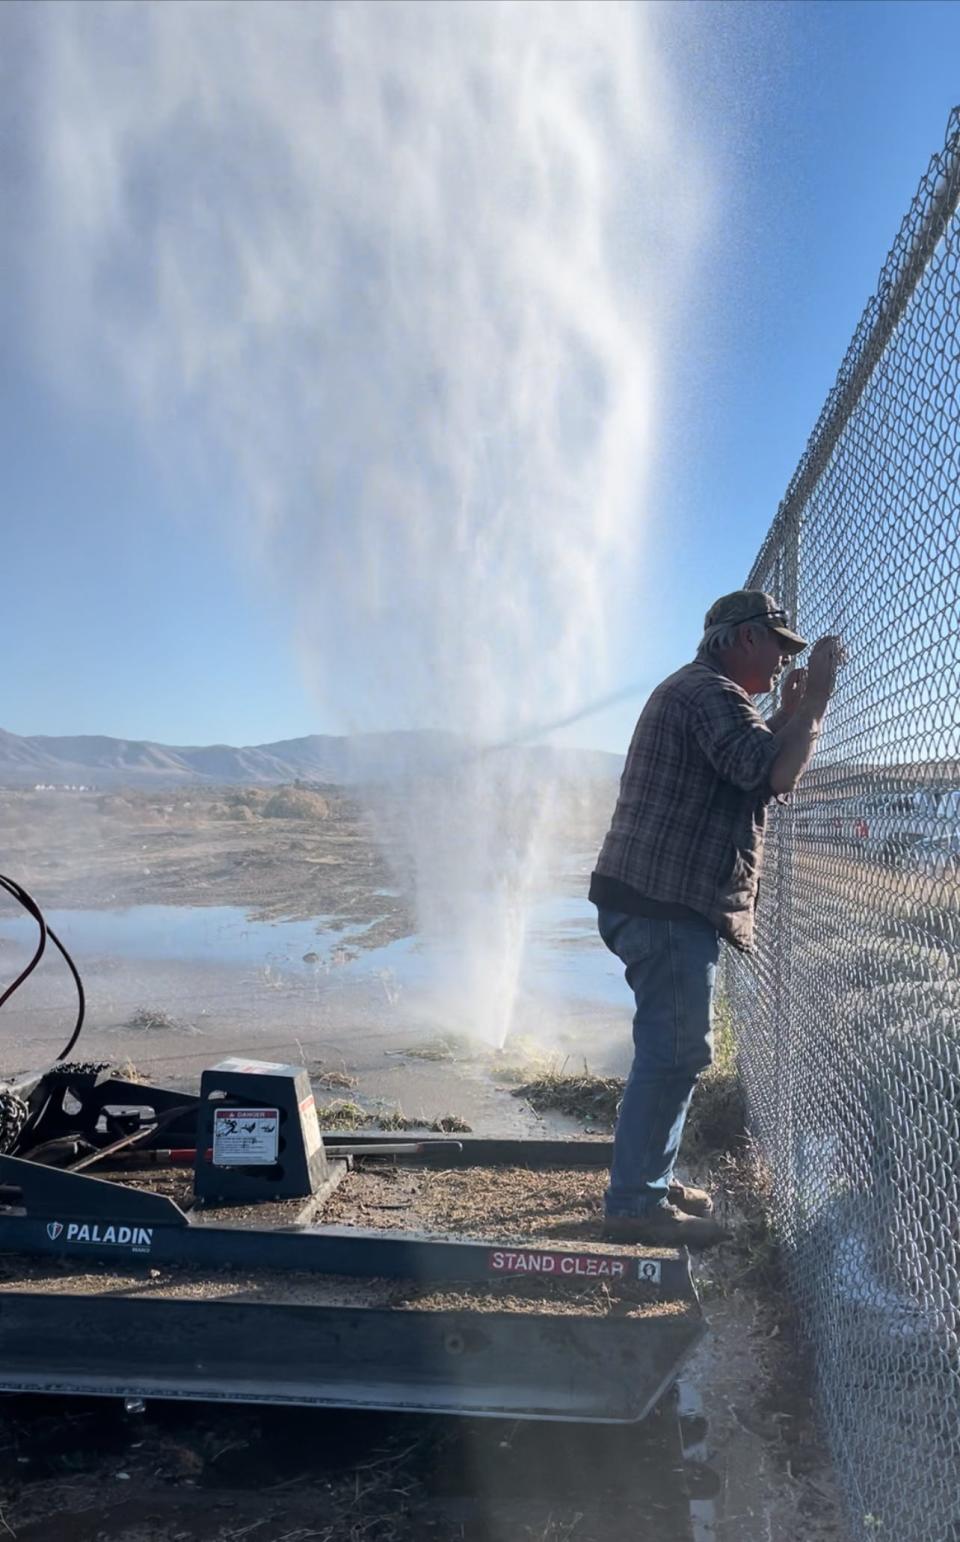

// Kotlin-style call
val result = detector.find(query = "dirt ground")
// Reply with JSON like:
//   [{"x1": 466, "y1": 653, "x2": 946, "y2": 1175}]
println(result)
[
  {"x1": 0, "y1": 786, "x2": 420, "y2": 952},
  {"x1": 0, "y1": 784, "x2": 605, "y2": 940},
  {"x1": 0, "y1": 1396, "x2": 707, "y2": 1542},
  {"x1": 0, "y1": 785, "x2": 848, "y2": 1540},
  {"x1": 0, "y1": 1159, "x2": 847, "y2": 1542},
  {"x1": 0, "y1": 1243, "x2": 844, "y2": 1542}
]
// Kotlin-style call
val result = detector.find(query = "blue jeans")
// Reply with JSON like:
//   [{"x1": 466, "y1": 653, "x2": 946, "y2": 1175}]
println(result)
[{"x1": 597, "y1": 907, "x2": 720, "y2": 1217}]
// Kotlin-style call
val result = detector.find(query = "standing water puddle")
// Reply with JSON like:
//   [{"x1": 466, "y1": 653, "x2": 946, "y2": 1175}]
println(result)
[
  {"x1": 0, "y1": 897, "x2": 623, "y2": 997},
  {"x1": 0, "y1": 898, "x2": 627, "y2": 1063}
]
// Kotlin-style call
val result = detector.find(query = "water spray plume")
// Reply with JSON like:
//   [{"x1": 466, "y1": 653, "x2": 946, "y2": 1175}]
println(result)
[{"x1": 4, "y1": 0, "x2": 710, "y2": 1046}]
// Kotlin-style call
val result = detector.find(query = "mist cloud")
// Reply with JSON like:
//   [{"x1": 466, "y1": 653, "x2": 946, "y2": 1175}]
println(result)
[
  {"x1": 4, "y1": 0, "x2": 714, "y2": 1042},
  {"x1": 5, "y1": 0, "x2": 710, "y2": 740}
]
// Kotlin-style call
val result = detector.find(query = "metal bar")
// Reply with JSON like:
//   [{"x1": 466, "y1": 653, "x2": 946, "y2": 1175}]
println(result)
[
  {"x1": 68, "y1": 1104, "x2": 197, "y2": 1172},
  {"x1": 324, "y1": 1140, "x2": 464, "y2": 1157},
  {"x1": 0, "y1": 1153, "x2": 188, "y2": 1224},
  {"x1": 322, "y1": 1135, "x2": 614, "y2": 1167},
  {"x1": 111, "y1": 1139, "x2": 466, "y2": 1164},
  {"x1": 0, "y1": 1212, "x2": 688, "y2": 1293},
  {"x1": 0, "y1": 1150, "x2": 686, "y2": 1291},
  {"x1": 0, "y1": 1292, "x2": 703, "y2": 1423}
]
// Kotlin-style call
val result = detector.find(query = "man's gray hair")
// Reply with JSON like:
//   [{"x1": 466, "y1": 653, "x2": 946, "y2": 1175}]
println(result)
[{"x1": 697, "y1": 620, "x2": 745, "y2": 656}]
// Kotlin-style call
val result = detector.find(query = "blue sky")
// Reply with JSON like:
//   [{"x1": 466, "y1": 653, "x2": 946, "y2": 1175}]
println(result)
[{"x1": 3, "y1": 0, "x2": 960, "y2": 754}]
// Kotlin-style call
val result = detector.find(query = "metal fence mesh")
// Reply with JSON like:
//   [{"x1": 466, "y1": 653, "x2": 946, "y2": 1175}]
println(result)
[{"x1": 726, "y1": 107, "x2": 960, "y2": 1542}]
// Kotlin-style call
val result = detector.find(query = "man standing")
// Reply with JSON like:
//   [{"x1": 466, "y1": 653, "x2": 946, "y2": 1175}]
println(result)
[{"x1": 590, "y1": 591, "x2": 841, "y2": 1246}]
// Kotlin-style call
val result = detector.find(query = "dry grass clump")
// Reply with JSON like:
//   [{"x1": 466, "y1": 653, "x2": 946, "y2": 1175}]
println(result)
[
  {"x1": 125, "y1": 1005, "x2": 196, "y2": 1034},
  {"x1": 222, "y1": 789, "x2": 268, "y2": 815},
  {"x1": 312, "y1": 1065, "x2": 358, "y2": 1091},
  {"x1": 393, "y1": 1032, "x2": 479, "y2": 1062},
  {"x1": 490, "y1": 1035, "x2": 556, "y2": 1084},
  {"x1": 315, "y1": 1099, "x2": 372, "y2": 1131},
  {"x1": 262, "y1": 787, "x2": 330, "y2": 820},
  {"x1": 376, "y1": 1106, "x2": 473, "y2": 1134},
  {"x1": 96, "y1": 794, "x2": 133, "y2": 816},
  {"x1": 512, "y1": 1065, "x2": 622, "y2": 1126},
  {"x1": 510, "y1": 998, "x2": 747, "y2": 1158},
  {"x1": 314, "y1": 1099, "x2": 472, "y2": 1134},
  {"x1": 429, "y1": 1113, "x2": 472, "y2": 1133},
  {"x1": 694, "y1": 1141, "x2": 780, "y2": 1298},
  {"x1": 113, "y1": 1058, "x2": 147, "y2": 1084},
  {"x1": 374, "y1": 1108, "x2": 420, "y2": 1131},
  {"x1": 208, "y1": 788, "x2": 261, "y2": 819},
  {"x1": 208, "y1": 785, "x2": 330, "y2": 821}
]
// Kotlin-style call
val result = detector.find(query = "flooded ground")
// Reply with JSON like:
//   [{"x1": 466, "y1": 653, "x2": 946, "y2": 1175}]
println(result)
[
  {"x1": 0, "y1": 789, "x2": 845, "y2": 1540},
  {"x1": 0, "y1": 895, "x2": 624, "y2": 1116}
]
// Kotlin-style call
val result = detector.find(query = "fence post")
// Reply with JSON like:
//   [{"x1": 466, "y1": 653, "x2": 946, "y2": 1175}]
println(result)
[{"x1": 775, "y1": 511, "x2": 799, "y2": 1228}]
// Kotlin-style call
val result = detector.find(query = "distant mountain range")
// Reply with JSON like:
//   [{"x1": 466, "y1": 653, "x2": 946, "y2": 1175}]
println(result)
[{"x1": 0, "y1": 727, "x2": 622, "y2": 789}]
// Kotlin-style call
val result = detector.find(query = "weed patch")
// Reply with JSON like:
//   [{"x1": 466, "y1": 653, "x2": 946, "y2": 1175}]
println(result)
[
  {"x1": 508, "y1": 997, "x2": 747, "y2": 1154},
  {"x1": 315, "y1": 1099, "x2": 472, "y2": 1134},
  {"x1": 124, "y1": 1006, "x2": 199, "y2": 1034},
  {"x1": 312, "y1": 1066, "x2": 359, "y2": 1091},
  {"x1": 391, "y1": 1032, "x2": 479, "y2": 1062},
  {"x1": 511, "y1": 1066, "x2": 621, "y2": 1126},
  {"x1": 315, "y1": 1098, "x2": 372, "y2": 1130}
]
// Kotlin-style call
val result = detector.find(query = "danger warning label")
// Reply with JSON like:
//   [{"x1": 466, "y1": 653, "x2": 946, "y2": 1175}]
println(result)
[{"x1": 212, "y1": 1107, "x2": 280, "y2": 1165}]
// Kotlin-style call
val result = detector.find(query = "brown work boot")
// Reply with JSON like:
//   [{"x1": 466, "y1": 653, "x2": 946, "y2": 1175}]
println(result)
[
  {"x1": 603, "y1": 1204, "x2": 729, "y2": 1250},
  {"x1": 667, "y1": 1180, "x2": 714, "y2": 1217}
]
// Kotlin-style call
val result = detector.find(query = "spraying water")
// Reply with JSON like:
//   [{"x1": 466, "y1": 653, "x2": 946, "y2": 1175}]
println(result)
[{"x1": 4, "y1": 0, "x2": 709, "y2": 1046}]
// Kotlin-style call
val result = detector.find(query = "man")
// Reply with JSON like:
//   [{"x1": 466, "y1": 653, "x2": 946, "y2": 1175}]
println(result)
[{"x1": 590, "y1": 590, "x2": 842, "y2": 1246}]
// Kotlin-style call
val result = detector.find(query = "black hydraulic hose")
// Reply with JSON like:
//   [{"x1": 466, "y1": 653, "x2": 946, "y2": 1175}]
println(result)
[
  {"x1": 0, "y1": 875, "x2": 47, "y2": 1007},
  {"x1": 0, "y1": 873, "x2": 86, "y2": 1061},
  {"x1": 46, "y1": 922, "x2": 86, "y2": 1061}
]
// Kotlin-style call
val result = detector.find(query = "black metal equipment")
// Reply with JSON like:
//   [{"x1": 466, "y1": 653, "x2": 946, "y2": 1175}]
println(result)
[
  {"x1": 0, "y1": 1061, "x2": 705, "y2": 1423},
  {"x1": 194, "y1": 1056, "x2": 328, "y2": 1204},
  {"x1": 0, "y1": 870, "x2": 703, "y2": 1423}
]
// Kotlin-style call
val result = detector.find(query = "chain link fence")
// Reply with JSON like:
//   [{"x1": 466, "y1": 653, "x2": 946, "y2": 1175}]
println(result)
[{"x1": 726, "y1": 107, "x2": 960, "y2": 1542}]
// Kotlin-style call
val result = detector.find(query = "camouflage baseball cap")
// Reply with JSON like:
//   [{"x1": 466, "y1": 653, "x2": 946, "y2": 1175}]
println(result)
[{"x1": 705, "y1": 590, "x2": 808, "y2": 655}]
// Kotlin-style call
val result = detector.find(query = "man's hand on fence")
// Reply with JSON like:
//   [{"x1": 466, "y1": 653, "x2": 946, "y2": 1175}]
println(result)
[
  {"x1": 804, "y1": 636, "x2": 845, "y2": 709},
  {"x1": 769, "y1": 639, "x2": 843, "y2": 796},
  {"x1": 765, "y1": 668, "x2": 807, "y2": 733},
  {"x1": 780, "y1": 668, "x2": 807, "y2": 719}
]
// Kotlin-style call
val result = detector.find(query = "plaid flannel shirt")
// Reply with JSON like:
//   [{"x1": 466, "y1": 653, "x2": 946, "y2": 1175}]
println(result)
[{"x1": 592, "y1": 658, "x2": 781, "y2": 951}]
